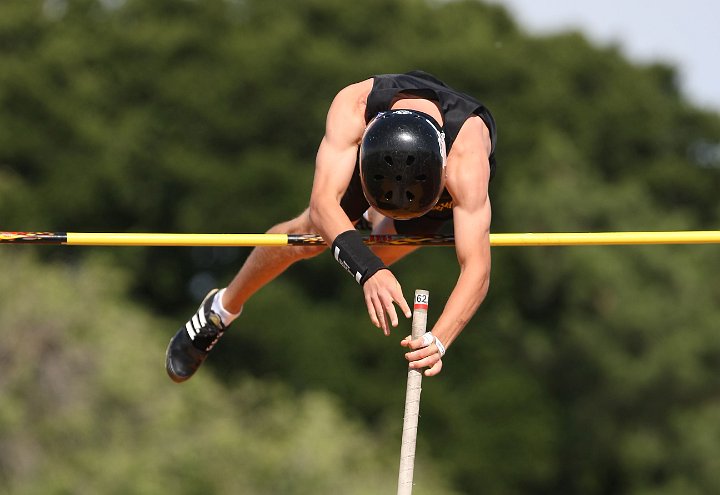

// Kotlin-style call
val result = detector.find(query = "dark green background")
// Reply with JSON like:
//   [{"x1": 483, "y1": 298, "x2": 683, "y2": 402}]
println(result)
[{"x1": 1, "y1": 1, "x2": 720, "y2": 493}]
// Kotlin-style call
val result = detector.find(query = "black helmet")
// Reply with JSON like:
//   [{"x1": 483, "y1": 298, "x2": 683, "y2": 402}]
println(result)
[{"x1": 359, "y1": 110, "x2": 447, "y2": 220}]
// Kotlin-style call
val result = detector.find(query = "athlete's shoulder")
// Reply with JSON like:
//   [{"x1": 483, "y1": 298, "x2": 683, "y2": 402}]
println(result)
[
  {"x1": 333, "y1": 78, "x2": 374, "y2": 106},
  {"x1": 326, "y1": 78, "x2": 373, "y2": 124},
  {"x1": 324, "y1": 79, "x2": 374, "y2": 142}
]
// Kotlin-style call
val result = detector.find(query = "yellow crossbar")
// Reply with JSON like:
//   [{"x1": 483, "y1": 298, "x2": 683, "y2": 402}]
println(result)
[
  {"x1": 489, "y1": 231, "x2": 720, "y2": 246},
  {"x1": 2, "y1": 231, "x2": 720, "y2": 246}
]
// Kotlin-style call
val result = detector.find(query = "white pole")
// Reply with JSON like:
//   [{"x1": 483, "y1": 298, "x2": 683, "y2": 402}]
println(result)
[{"x1": 397, "y1": 289, "x2": 429, "y2": 495}]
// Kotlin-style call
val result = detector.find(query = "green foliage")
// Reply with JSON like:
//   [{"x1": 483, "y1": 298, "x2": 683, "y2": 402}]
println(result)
[
  {"x1": 0, "y1": 251, "x2": 457, "y2": 495},
  {"x1": 1, "y1": 0, "x2": 720, "y2": 494}
]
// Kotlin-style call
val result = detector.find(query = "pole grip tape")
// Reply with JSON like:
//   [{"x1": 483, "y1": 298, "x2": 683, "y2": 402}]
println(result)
[{"x1": 332, "y1": 229, "x2": 388, "y2": 285}]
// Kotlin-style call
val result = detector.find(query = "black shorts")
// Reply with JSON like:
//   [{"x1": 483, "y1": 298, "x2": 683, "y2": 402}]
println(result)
[{"x1": 340, "y1": 163, "x2": 454, "y2": 235}]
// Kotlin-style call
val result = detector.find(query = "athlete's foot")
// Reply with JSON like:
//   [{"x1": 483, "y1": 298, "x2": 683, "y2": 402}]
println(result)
[{"x1": 166, "y1": 289, "x2": 227, "y2": 383}]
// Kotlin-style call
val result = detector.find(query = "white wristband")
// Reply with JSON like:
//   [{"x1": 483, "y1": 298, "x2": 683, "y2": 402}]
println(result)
[
  {"x1": 419, "y1": 331, "x2": 446, "y2": 357},
  {"x1": 434, "y1": 336, "x2": 446, "y2": 357}
]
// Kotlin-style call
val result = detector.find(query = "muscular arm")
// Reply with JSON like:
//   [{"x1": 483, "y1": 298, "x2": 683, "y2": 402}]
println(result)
[
  {"x1": 308, "y1": 83, "x2": 368, "y2": 241},
  {"x1": 309, "y1": 80, "x2": 411, "y2": 333},
  {"x1": 402, "y1": 115, "x2": 492, "y2": 375}
]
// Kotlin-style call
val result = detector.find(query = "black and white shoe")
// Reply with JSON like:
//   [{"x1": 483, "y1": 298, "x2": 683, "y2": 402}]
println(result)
[{"x1": 166, "y1": 289, "x2": 227, "y2": 383}]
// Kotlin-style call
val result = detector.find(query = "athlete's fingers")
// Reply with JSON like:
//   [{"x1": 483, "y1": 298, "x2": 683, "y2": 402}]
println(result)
[
  {"x1": 386, "y1": 280, "x2": 411, "y2": 319},
  {"x1": 364, "y1": 292, "x2": 381, "y2": 329},
  {"x1": 373, "y1": 295, "x2": 390, "y2": 336},
  {"x1": 382, "y1": 312, "x2": 391, "y2": 335},
  {"x1": 407, "y1": 348, "x2": 441, "y2": 370},
  {"x1": 404, "y1": 344, "x2": 434, "y2": 364},
  {"x1": 401, "y1": 336, "x2": 427, "y2": 351},
  {"x1": 379, "y1": 311, "x2": 390, "y2": 335},
  {"x1": 393, "y1": 286, "x2": 412, "y2": 319},
  {"x1": 381, "y1": 293, "x2": 400, "y2": 328},
  {"x1": 423, "y1": 358, "x2": 443, "y2": 377},
  {"x1": 362, "y1": 270, "x2": 411, "y2": 335},
  {"x1": 401, "y1": 334, "x2": 426, "y2": 350}
]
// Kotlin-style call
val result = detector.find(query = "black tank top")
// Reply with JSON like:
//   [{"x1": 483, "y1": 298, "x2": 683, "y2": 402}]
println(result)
[{"x1": 365, "y1": 71, "x2": 497, "y2": 180}]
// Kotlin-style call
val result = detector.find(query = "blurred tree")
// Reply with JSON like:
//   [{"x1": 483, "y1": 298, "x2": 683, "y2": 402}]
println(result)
[
  {"x1": 1, "y1": 0, "x2": 720, "y2": 494},
  {"x1": 0, "y1": 250, "x2": 458, "y2": 495}
]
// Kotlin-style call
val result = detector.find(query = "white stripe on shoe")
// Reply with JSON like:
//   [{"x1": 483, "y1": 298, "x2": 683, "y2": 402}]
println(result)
[
  {"x1": 186, "y1": 309, "x2": 206, "y2": 341},
  {"x1": 186, "y1": 320, "x2": 197, "y2": 340},
  {"x1": 198, "y1": 307, "x2": 207, "y2": 327}
]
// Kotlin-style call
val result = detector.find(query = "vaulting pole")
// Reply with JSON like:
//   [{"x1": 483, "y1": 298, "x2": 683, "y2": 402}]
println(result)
[
  {"x1": 397, "y1": 289, "x2": 430, "y2": 495},
  {"x1": 2, "y1": 231, "x2": 720, "y2": 247}
]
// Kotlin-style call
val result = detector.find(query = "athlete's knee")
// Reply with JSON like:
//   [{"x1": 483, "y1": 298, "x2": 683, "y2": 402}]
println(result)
[
  {"x1": 267, "y1": 208, "x2": 312, "y2": 234},
  {"x1": 268, "y1": 208, "x2": 326, "y2": 259},
  {"x1": 296, "y1": 244, "x2": 327, "y2": 260}
]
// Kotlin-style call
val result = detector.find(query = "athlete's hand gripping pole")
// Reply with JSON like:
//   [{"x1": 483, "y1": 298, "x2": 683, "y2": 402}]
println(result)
[{"x1": 397, "y1": 289, "x2": 429, "y2": 495}]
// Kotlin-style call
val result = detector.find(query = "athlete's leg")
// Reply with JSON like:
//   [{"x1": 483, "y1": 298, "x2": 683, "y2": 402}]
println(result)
[
  {"x1": 166, "y1": 207, "x2": 325, "y2": 383},
  {"x1": 366, "y1": 208, "x2": 421, "y2": 266},
  {"x1": 366, "y1": 208, "x2": 452, "y2": 266},
  {"x1": 221, "y1": 207, "x2": 326, "y2": 313}
]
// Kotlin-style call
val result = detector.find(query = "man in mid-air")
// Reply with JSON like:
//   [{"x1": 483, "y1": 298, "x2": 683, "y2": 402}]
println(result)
[{"x1": 166, "y1": 70, "x2": 497, "y2": 382}]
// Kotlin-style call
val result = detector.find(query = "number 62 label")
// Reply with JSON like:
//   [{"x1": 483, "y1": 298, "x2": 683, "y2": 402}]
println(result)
[{"x1": 414, "y1": 292, "x2": 428, "y2": 309}]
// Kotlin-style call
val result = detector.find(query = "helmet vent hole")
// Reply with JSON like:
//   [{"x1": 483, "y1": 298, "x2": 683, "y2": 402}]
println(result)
[
  {"x1": 373, "y1": 174, "x2": 384, "y2": 181},
  {"x1": 384, "y1": 191, "x2": 393, "y2": 201},
  {"x1": 406, "y1": 191, "x2": 415, "y2": 202},
  {"x1": 406, "y1": 156, "x2": 415, "y2": 165},
  {"x1": 384, "y1": 155, "x2": 393, "y2": 165},
  {"x1": 395, "y1": 175, "x2": 403, "y2": 182},
  {"x1": 415, "y1": 174, "x2": 427, "y2": 181}
]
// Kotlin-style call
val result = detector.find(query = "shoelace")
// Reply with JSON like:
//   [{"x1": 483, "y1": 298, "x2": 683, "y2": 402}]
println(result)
[{"x1": 185, "y1": 307, "x2": 225, "y2": 351}]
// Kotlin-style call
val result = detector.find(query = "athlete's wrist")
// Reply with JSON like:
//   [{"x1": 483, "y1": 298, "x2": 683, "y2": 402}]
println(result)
[{"x1": 331, "y1": 229, "x2": 387, "y2": 285}]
